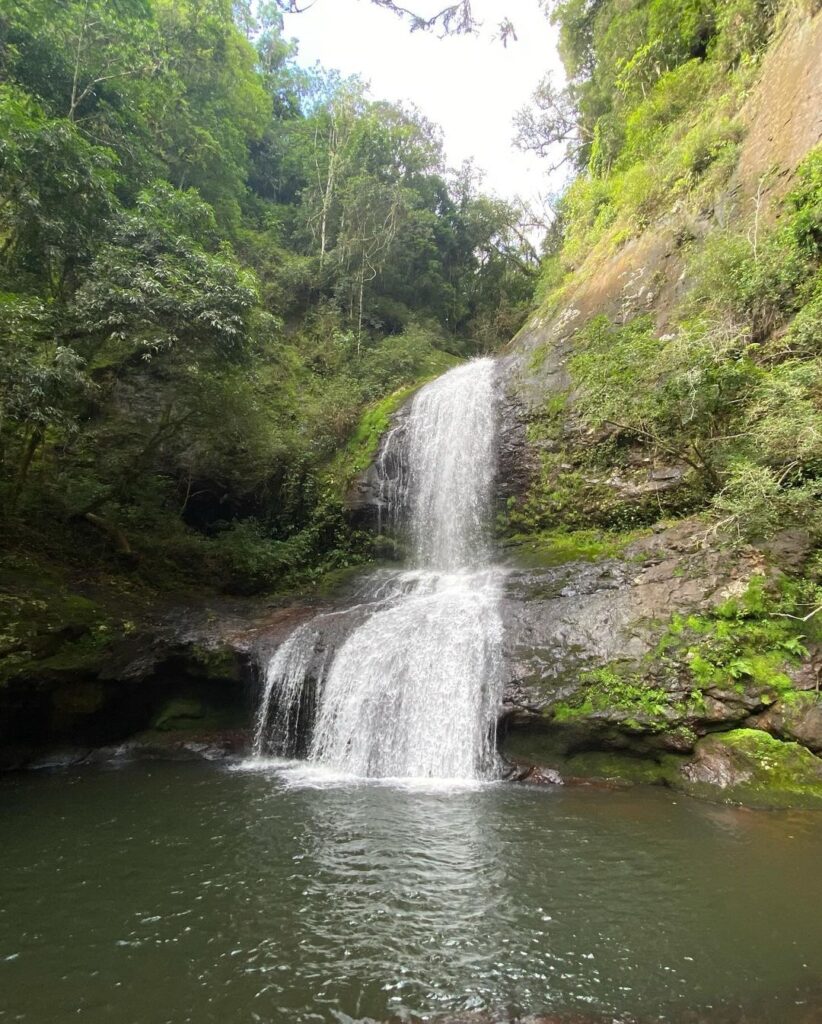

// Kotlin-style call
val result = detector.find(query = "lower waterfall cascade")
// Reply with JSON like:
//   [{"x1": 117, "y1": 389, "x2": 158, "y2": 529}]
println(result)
[{"x1": 253, "y1": 358, "x2": 505, "y2": 781}]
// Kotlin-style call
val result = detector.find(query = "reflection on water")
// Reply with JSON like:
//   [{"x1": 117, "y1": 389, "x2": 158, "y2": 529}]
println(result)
[
  {"x1": 302, "y1": 785, "x2": 508, "y2": 1018},
  {"x1": 1, "y1": 762, "x2": 821, "y2": 1024}
]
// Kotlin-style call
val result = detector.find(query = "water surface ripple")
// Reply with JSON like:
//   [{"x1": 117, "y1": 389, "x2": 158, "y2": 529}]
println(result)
[{"x1": 1, "y1": 764, "x2": 821, "y2": 1023}]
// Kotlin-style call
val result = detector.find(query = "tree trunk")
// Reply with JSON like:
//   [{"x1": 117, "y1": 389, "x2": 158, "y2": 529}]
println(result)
[
  {"x1": 84, "y1": 512, "x2": 136, "y2": 561},
  {"x1": 9, "y1": 427, "x2": 43, "y2": 512},
  {"x1": 357, "y1": 262, "x2": 365, "y2": 356}
]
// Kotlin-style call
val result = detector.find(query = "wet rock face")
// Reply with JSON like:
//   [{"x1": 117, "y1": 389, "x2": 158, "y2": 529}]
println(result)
[
  {"x1": 344, "y1": 402, "x2": 411, "y2": 534},
  {"x1": 501, "y1": 560, "x2": 644, "y2": 695},
  {"x1": 345, "y1": 460, "x2": 387, "y2": 530},
  {"x1": 495, "y1": 321, "x2": 703, "y2": 536},
  {"x1": 499, "y1": 522, "x2": 745, "y2": 734},
  {"x1": 497, "y1": 520, "x2": 822, "y2": 783},
  {"x1": 494, "y1": 356, "x2": 539, "y2": 512}
]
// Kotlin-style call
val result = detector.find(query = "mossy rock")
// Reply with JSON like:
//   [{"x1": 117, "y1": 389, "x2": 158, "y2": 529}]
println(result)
[
  {"x1": 502, "y1": 726, "x2": 687, "y2": 787},
  {"x1": 678, "y1": 729, "x2": 822, "y2": 808},
  {"x1": 0, "y1": 556, "x2": 139, "y2": 687},
  {"x1": 311, "y1": 562, "x2": 373, "y2": 599},
  {"x1": 35, "y1": 633, "x2": 114, "y2": 677},
  {"x1": 501, "y1": 527, "x2": 648, "y2": 569},
  {"x1": 152, "y1": 698, "x2": 206, "y2": 732},
  {"x1": 327, "y1": 383, "x2": 419, "y2": 491},
  {"x1": 150, "y1": 697, "x2": 246, "y2": 734},
  {"x1": 555, "y1": 749, "x2": 684, "y2": 786},
  {"x1": 754, "y1": 692, "x2": 822, "y2": 753},
  {"x1": 183, "y1": 644, "x2": 240, "y2": 681},
  {"x1": 502, "y1": 723, "x2": 687, "y2": 778}
]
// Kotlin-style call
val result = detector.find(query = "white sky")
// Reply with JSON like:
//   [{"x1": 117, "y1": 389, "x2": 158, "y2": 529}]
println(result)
[{"x1": 282, "y1": 0, "x2": 564, "y2": 210}]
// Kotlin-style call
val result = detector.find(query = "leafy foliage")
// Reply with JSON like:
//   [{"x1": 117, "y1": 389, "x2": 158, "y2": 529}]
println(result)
[
  {"x1": 655, "y1": 573, "x2": 820, "y2": 692},
  {"x1": 529, "y1": 145, "x2": 822, "y2": 542},
  {"x1": 0, "y1": 0, "x2": 536, "y2": 594}
]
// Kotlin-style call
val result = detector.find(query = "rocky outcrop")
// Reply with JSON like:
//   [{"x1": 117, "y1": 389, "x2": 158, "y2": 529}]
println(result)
[
  {"x1": 0, "y1": 593, "x2": 324, "y2": 769},
  {"x1": 344, "y1": 401, "x2": 411, "y2": 534},
  {"x1": 678, "y1": 729, "x2": 822, "y2": 807},
  {"x1": 502, "y1": 522, "x2": 772, "y2": 722},
  {"x1": 497, "y1": 518, "x2": 822, "y2": 798},
  {"x1": 488, "y1": 11, "x2": 822, "y2": 806},
  {"x1": 734, "y1": 8, "x2": 822, "y2": 209},
  {"x1": 748, "y1": 692, "x2": 822, "y2": 753},
  {"x1": 345, "y1": 399, "x2": 409, "y2": 532}
]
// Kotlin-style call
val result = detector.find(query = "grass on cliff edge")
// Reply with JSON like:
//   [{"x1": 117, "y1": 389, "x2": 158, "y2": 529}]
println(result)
[{"x1": 324, "y1": 356, "x2": 459, "y2": 495}]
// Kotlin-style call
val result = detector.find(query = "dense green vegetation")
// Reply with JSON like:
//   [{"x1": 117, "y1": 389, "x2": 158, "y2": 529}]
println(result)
[
  {"x1": 510, "y1": 0, "x2": 820, "y2": 548},
  {"x1": 0, "y1": 0, "x2": 536, "y2": 601},
  {"x1": 1, "y1": 0, "x2": 820, "y2": 788},
  {"x1": 552, "y1": 571, "x2": 820, "y2": 729},
  {"x1": 501, "y1": 0, "x2": 822, "y2": 752}
]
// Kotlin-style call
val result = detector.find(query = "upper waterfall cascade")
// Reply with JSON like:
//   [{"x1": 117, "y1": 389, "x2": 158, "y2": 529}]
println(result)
[{"x1": 253, "y1": 358, "x2": 504, "y2": 781}]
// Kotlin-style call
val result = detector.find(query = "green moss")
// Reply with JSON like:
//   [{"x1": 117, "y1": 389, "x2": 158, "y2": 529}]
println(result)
[
  {"x1": 0, "y1": 562, "x2": 126, "y2": 684},
  {"x1": 184, "y1": 644, "x2": 238, "y2": 681},
  {"x1": 527, "y1": 391, "x2": 569, "y2": 440},
  {"x1": 552, "y1": 698, "x2": 594, "y2": 723},
  {"x1": 559, "y1": 750, "x2": 683, "y2": 787},
  {"x1": 152, "y1": 698, "x2": 206, "y2": 731},
  {"x1": 556, "y1": 665, "x2": 671, "y2": 725},
  {"x1": 680, "y1": 729, "x2": 822, "y2": 809},
  {"x1": 345, "y1": 389, "x2": 410, "y2": 469},
  {"x1": 718, "y1": 728, "x2": 781, "y2": 753},
  {"x1": 503, "y1": 527, "x2": 648, "y2": 568},
  {"x1": 326, "y1": 369, "x2": 454, "y2": 493},
  {"x1": 34, "y1": 632, "x2": 112, "y2": 675},
  {"x1": 502, "y1": 730, "x2": 685, "y2": 787},
  {"x1": 518, "y1": 571, "x2": 817, "y2": 751},
  {"x1": 526, "y1": 342, "x2": 550, "y2": 373},
  {"x1": 503, "y1": 406, "x2": 706, "y2": 537},
  {"x1": 310, "y1": 561, "x2": 375, "y2": 598},
  {"x1": 652, "y1": 574, "x2": 811, "y2": 702}
]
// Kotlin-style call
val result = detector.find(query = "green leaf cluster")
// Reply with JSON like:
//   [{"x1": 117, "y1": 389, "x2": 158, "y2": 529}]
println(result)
[
  {"x1": 561, "y1": 149, "x2": 822, "y2": 541},
  {"x1": 0, "y1": 0, "x2": 537, "y2": 594}
]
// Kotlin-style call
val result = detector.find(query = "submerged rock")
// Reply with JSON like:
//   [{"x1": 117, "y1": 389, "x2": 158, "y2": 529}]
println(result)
[{"x1": 506, "y1": 761, "x2": 564, "y2": 785}]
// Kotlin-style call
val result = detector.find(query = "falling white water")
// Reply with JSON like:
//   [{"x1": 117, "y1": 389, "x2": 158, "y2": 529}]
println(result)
[
  {"x1": 254, "y1": 357, "x2": 504, "y2": 781},
  {"x1": 252, "y1": 624, "x2": 322, "y2": 759},
  {"x1": 377, "y1": 360, "x2": 498, "y2": 569}
]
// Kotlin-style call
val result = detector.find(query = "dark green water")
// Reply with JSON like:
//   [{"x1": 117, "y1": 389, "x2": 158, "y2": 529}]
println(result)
[{"x1": 1, "y1": 762, "x2": 821, "y2": 1024}]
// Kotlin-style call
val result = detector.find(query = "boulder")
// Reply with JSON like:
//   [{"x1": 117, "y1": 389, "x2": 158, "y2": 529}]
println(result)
[
  {"x1": 678, "y1": 729, "x2": 822, "y2": 808},
  {"x1": 748, "y1": 692, "x2": 822, "y2": 753}
]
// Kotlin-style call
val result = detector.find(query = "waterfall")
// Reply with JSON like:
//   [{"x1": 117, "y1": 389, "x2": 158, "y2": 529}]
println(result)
[{"x1": 254, "y1": 358, "x2": 504, "y2": 781}]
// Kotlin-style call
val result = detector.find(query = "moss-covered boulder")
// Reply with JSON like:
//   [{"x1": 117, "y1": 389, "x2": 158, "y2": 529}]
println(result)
[
  {"x1": 678, "y1": 729, "x2": 822, "y2": 808},
  {"x1": 151, "y1": 698, "x2": 207, "y2": 732},
  {"x1": 502, "y1": 727, "x2": 684, "y2": 788}
]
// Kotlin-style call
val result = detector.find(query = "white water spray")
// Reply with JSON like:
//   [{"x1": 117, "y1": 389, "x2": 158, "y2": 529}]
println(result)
[{"x1": 254, "y1": 358, "x2": 504, "y2": 781}]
